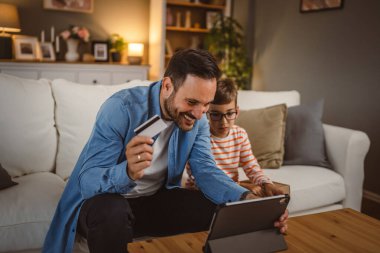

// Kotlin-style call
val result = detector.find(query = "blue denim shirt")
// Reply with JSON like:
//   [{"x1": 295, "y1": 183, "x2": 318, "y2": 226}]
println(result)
[{"x1": 42, "y1": 81, "x2": 246, "y2": 253}]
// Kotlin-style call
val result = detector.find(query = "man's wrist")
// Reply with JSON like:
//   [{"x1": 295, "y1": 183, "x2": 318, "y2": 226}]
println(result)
[{"x1": 240, "y1": 191, "x2": 252, "y2": 200}]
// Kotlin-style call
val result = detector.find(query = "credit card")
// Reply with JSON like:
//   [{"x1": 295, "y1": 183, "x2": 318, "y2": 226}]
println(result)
[{"x1": 134, "y1": 115, "x2": 168, "y2": 138}]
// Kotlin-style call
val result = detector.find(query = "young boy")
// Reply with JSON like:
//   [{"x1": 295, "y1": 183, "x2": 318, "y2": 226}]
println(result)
[{"x1": 186, "y1": 78, "x2": 283, "y2": 196}]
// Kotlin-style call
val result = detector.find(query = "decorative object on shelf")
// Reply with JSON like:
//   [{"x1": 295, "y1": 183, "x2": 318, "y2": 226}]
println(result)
[
  {"x1": 189, "y1": 36, "x2": 200, "y2": 49},
  {"x1": 206, "y1": 15, "x2": 252, "y2": 89},
  {"x1": 166, "y1": 8, "x2": 174, "y2": 26},
  {"x1": 43, "y1": 0, "x2": 94, "y2": 13},
  {"x1": 127, "y1": 43, "x2": 144, "y2": 65},
  {"x1": 165, "y1": 39, "x2": 173, "y2": 57},
  {"x1": 108, "y1": 33, "x2": 126, "y2": 62},
  {"x1": 185, "y1": 11, "x2": 191, "y2": 28},
  {"x1": 60, "y1": 25, "x2": 90, "y2": 62},
  {"x1": 40, "y1": 42, "x2": 55, "y2": 61},
  {"x1": 300, "y1": 0, "x2": 344, "y2": 13},
  {"x1": 65, "y1": 38, "x2": 79, "y2": 62},
  {"x1": 206, "y1": 11, "x2": 220, "y2": 29},
  {"x1": 176, "y1": 12, "x2": 182, "y2": 27},
  {"x1": 12, "y1": 35, "x2": 40, "y2": 60},
  {"x1": 0, "y1": 3, "x2": 21, "y2": 59},
  {"x1": 92, "y1": 41, "x2": 109, "y2": 62}
]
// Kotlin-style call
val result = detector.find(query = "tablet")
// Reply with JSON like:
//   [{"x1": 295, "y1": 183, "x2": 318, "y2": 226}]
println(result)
[{"x1": 204, "y1": 194, "x2": 290, "y2": 253}]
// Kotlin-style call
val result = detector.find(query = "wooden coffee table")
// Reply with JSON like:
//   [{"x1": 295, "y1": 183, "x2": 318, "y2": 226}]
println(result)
[{"x1": 128, "y1": 208, "x2": 380, "y2": 253}]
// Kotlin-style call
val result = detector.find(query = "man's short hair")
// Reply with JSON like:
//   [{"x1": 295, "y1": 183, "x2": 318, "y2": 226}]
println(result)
[
  {"x1": 164, "y1": 49, "x2": 221, "y2": 91},
  {"x1": 213, "y1": 78, "x2": 238, "y2": 105}
]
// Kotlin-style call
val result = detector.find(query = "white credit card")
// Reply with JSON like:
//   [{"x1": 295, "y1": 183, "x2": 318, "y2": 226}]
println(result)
[{"x1": 134, "y1": 115, "x2": 168, "y2": 138}]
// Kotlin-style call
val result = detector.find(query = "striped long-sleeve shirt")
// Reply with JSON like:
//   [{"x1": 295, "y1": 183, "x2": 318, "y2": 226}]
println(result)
[{"x1": 210, "y1": 125, "x2": 272, "y2": 185}]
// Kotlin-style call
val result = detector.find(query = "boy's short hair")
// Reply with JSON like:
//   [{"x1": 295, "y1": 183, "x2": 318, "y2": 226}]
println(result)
[{"x1": 213, "y1": 78, "x2": 238, "y2": 105}]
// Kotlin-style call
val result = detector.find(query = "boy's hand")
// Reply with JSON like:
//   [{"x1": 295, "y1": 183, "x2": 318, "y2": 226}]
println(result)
[{"x1": 263, "y1": 183, "x2": 285, "y2": 196}]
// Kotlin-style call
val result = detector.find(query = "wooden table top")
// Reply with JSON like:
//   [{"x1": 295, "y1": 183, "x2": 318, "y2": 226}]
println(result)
[{"x1": 128, "y1": 208, "x2": 380, "y2": 253}]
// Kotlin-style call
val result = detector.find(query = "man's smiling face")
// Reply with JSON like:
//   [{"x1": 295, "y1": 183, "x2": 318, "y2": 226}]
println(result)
[{"x1": 161, "y1": 74, "x2": 217, "y2": 132}]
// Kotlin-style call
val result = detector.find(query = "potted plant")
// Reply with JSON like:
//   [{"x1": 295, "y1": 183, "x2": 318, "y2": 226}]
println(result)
[
  {"x1": 205, "y1": 15, "x2": 252, "y2": 89},
  {"x1": 108, "y1": 33, "x2": 126, "y2": 62}
]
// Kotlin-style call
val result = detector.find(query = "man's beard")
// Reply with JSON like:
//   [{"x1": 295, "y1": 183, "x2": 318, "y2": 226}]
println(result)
[{"x1": 164, "y1": 92, "x2": 196, "y2": 132}]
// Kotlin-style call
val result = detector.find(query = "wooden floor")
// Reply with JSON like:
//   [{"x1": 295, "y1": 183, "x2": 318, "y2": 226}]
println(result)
[{"x1": 362, "y1": 197, "x2": 380, "y2": 220}]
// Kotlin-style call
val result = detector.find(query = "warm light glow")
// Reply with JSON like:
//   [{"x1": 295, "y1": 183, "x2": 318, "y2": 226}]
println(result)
[
  {"x1": 0, "y1": 3, "x2": 21, "y2": 34},
  {"x1": 128, "y1": 43, "x2": 144, "y2": 57}
]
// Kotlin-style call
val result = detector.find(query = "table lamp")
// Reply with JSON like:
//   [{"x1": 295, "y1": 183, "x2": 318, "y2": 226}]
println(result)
[
  {"x1": 0, "y1": 3, "x2": 21, "y2": 59},
  {"x1": 128, "y1": 43, "x2": 144, "y2": 65}
]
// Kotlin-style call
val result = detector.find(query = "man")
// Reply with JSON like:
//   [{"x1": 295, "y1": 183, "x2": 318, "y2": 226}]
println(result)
[{"x1": 43, "y1": 49, "x2": 288, "y2": 253}]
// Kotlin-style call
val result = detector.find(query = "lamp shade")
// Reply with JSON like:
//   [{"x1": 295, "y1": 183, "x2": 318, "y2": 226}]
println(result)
[
  {"x1": 128, "y1": 43, "x2": 144, "y2": 57},
  {"x1": 0, "y1": 3, "x2": 21, "y2": 33}
]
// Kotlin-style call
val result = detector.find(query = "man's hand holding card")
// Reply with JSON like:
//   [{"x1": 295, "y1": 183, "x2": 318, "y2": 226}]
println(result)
[{"x1": 125, "y1": 115, "x2": 168, "y2": 180}]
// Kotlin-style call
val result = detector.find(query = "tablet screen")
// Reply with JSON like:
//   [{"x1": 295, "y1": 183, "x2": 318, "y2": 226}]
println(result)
[{"x1": 207, "y1": 194, "x2": 290, "y2": 240}]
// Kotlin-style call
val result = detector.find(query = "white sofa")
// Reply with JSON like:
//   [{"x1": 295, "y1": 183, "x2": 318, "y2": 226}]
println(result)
[{"x1": 0, "y1": 74, "x2": 370, "y2": 252}]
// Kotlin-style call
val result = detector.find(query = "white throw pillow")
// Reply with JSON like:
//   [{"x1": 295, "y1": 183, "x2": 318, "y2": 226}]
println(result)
[
  {"x1": 0, "y1": 74, "x2": 57, "y2": 177},
  {"x1": 52, "y1": 79, "x2": 152, "y2": 180}
]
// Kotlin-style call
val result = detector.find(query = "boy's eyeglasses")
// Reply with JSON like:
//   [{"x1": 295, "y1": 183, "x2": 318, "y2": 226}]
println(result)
[{"x1": 208, "y1": 111, "x2": 237, "y2": 121}]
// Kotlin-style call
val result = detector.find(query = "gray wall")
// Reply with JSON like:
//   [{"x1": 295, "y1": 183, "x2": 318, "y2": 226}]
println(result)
[
  {"x1": 251, "y1": 0, "x2": 380, "y2": 196},
  {"x1": 1, "y1": 0, "x2": 150, "y2": 63}
]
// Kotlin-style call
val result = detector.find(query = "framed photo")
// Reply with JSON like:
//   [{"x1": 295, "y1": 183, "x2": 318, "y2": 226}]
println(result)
[
  {"x1": 43, "y1": 0, "x2": 93, "y2": 13},
  {"x1": 40, "y1": 42, "x2": 56, "y2": 61},
  {"x1": 300, "y1": 0, "x2": 344, "y2": 13},
  {"x1": 12, "y1": 35, "x2": 40, "y2": 60},
  {"x1": 92, "y1": 41, "x2": 109, "y2": 62},
  {"x1": 206, "y1": 11, "x2": 220, "y2": 29}
]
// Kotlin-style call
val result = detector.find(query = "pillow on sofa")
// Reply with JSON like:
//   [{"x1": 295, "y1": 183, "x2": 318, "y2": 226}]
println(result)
[
  {"x1": 52, "y1": 79, "x2": 151, "y2": 180},
  {"x1": 0, "y1": 74, "x2": 57, "y2": 177},
  {"x1": 0, "y1": 164, "x2": 17, "y2": 190},
  {"x1": 236, "y1": 104, "x2": 287, "y2": 168},
  {"x1": 283, "y1": 99, "x2": 331, "y2": 168}
]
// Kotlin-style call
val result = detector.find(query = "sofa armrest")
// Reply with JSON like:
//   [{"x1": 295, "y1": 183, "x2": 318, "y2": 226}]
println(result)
[{"x1": 323, "y1": 124, "x2": 370, "y2": 211}]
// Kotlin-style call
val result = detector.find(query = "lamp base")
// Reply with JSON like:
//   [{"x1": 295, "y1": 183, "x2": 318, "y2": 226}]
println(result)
[
  {"x1": 0, "y1": 36, "x2": 13, "y2": 59},
  {"x1": 128, "y1": 56, "x2": 142, "y2": 65}
]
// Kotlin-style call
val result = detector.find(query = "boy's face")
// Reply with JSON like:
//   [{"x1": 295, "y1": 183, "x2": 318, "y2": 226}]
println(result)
[{"x1": 207, "y1": 100, "x2": 239, "y2": 138}]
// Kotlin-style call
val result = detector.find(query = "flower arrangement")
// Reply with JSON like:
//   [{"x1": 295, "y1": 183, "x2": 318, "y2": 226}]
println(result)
[{"x1": 60, "y1": 25, "x2": 90, "y2": 42}]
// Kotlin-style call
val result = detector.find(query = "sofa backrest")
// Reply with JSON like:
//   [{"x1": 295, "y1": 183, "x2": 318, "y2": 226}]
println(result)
[
  {"x1": 52, "y1": 79, "x2": 151, "y2": 180},
  {"x1": 237, "y1": 90, "x2": 300, "y2": 110},
  {"x1": 0, "y1": 74, "x2": 57, "y2": 177}
]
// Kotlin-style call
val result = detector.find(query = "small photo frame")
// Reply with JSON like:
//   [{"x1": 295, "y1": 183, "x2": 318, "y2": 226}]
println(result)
[
  {"x1": 12, "y1": 35, "x2": 40, "y2": 60},
  {"x1": 206, "y1": 11, "x2": 220, "y2": 29},
  {"x1": 40, "y1": 42, "x2": 56, "y2": 61},
  {"x1": 300, "y1": 0, "x2": 344, "y2": 13},
  {"x1": 92, "y1": 41, "x2": 109, "y2": 62},
  {"x1": 43, "y1": 0, "x2": 94, "y2": 13}
]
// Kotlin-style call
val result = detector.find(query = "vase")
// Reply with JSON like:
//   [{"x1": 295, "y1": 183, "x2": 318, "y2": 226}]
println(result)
[{"x1": 65, "y1": 38, "x2": 80, "y2": 62}]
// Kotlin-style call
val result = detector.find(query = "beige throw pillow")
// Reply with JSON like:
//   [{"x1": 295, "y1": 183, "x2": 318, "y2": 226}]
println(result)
[{"x1": 236, "y1": 104, "x2": 287, "y2": 168}]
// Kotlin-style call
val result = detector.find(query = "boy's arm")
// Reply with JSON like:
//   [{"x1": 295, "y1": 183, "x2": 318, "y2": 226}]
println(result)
[{"x1": 239, "y1": 132, "x2": 272, "y2": 186}]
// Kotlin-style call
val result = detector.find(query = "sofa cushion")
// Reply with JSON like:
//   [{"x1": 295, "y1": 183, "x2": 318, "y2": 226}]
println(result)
[
  {"x1": 236, "y1": 104, "x2": 287, "y2": 168},
  {"x1": 0, "y1": 172, "x2": 65, "y2": 252},
  {"x1": 0, "y1": 164, "x2": 17, "y2": 190},
  {"x1": 52, "y1": 79, "x2": 151, "y2": 180},
  {"x1": 237, "y1": 90, "x2": 300, "y2": 110},
  {"x1": 284, "y1": 100, "x2": 331, "y2": 168},
  {"x1": 0, "y1": 74, "x2": 57, "y2": 177},
  {"x1": 263, "y1": 166, "x2": 345, "y2": 213}
]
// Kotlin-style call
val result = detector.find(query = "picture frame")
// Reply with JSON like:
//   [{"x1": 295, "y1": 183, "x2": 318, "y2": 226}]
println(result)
[
  {"x1": 40, "y1": 42, "x2": 56, "y2": 61},
  {"x1": 300, "y1": 0, "x2": 344, "y2": 13},
  {"x1": 206, "y1": 11, "x2": 220, "y2": 29},
  {"x1": 43, "y1": 0, "x2": 94, "y2": 13},
  {"x1": 92, "y1": 41, "x2": 109, "y2": 62},
  {"x1": 12, "y1": 35, "x2": 40, "y2": 60}
]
